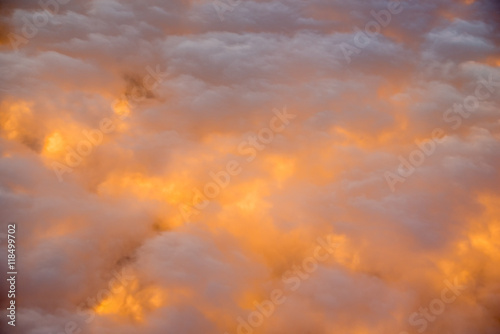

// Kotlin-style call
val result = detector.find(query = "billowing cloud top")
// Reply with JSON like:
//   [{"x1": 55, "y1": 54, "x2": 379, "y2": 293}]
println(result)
[{"x1": 0, "y1": 0, "x2": 499, "y2": 333}]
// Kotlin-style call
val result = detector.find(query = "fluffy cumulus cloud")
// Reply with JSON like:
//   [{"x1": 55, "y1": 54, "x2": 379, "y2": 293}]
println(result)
[{"x1": 0, "y1": 0, "x2": 499, "y2": 333}]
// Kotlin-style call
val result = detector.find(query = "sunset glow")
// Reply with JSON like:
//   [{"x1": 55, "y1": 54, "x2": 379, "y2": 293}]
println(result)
[{"x1": 0, "y1": 0, "x2": 500, "y2": 334}]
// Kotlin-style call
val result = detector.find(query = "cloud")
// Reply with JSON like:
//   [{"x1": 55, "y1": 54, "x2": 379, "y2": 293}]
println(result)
[{"x1": 0, "y1": 0, "x2": 499, "y2": 333}]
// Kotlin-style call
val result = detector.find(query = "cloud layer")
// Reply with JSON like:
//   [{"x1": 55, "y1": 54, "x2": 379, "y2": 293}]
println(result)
[{"x1": 0, "y1": 0, "x2": 500, "y2": 333}]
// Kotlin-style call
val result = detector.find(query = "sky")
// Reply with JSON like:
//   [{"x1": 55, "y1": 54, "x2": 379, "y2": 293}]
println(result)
[{"x1": 0, "y1": 0, "x2": 500, "y2": 333}]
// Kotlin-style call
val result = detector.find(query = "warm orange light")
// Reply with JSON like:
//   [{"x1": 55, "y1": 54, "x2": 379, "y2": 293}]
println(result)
[
  {"x1": 0, "y1": 100, "x2": 32, "y2": 140},
  {"x1": 94, "y1": 279, "x2": 167, "y2": 322},
  {"x1": 265, "y1": 155, "x2": 296, "y2": 186},
  {"x1": 44, "y1": 132, "x2": 65, "y2": 154},
  {"x1": 113, "y1": 99, "x2": 131, "y2": 117}
]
